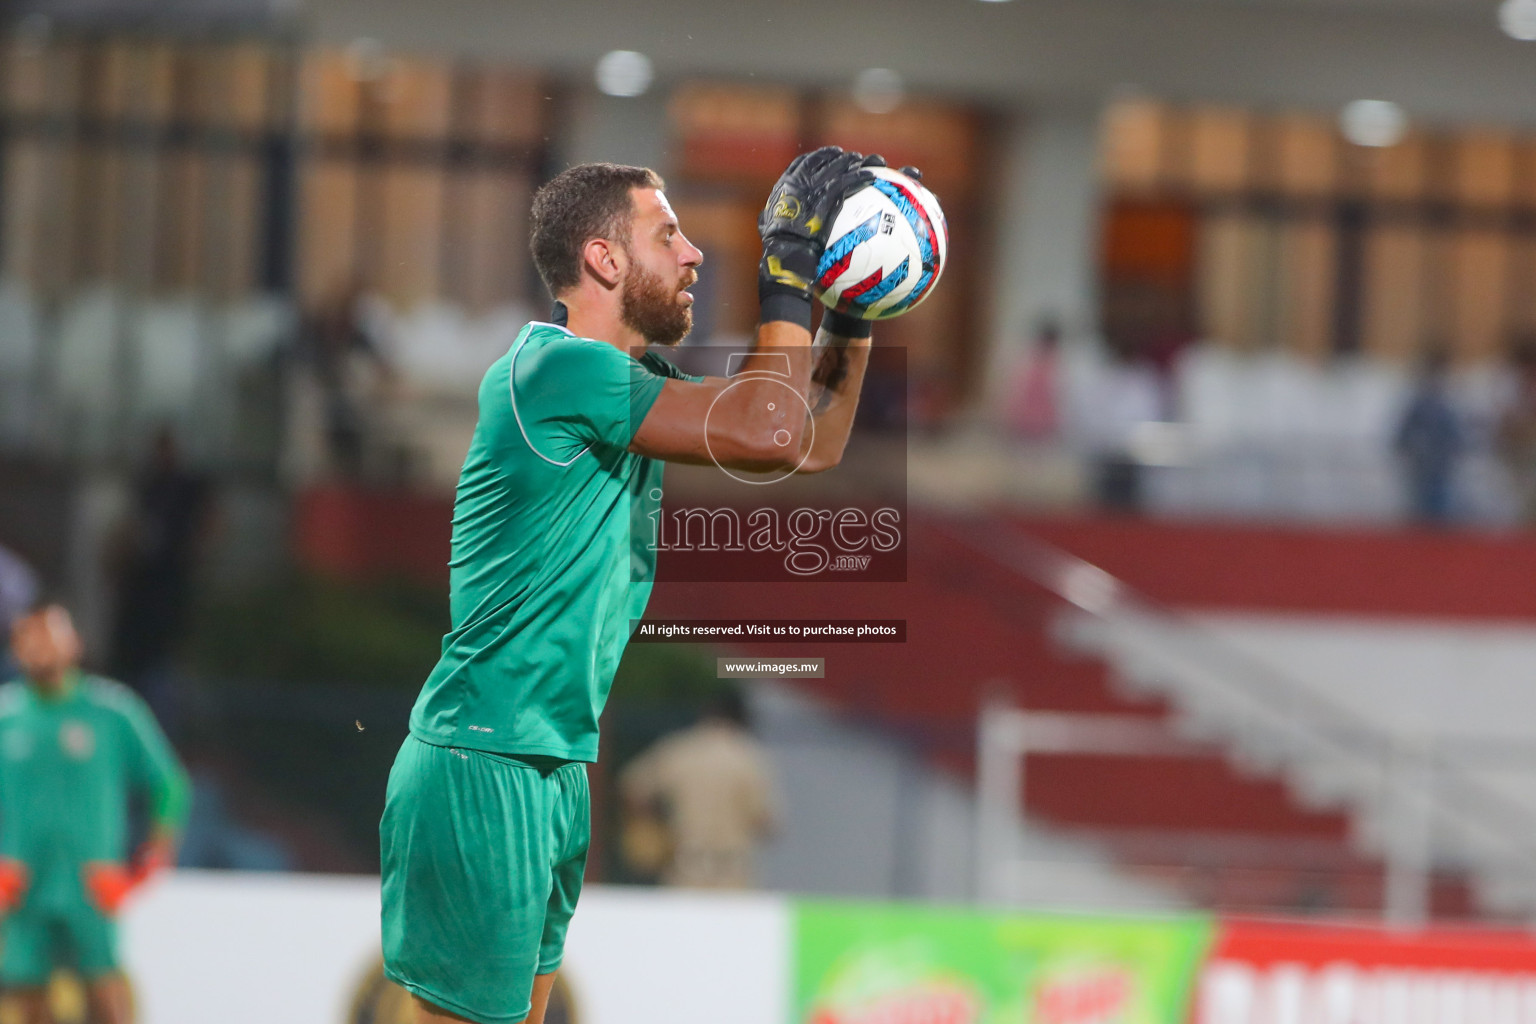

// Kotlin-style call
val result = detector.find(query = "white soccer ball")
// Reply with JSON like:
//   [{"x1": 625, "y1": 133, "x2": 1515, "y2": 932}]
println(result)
[{"x1": 812, "y1": 166, "x2": 948, "y2": 321}]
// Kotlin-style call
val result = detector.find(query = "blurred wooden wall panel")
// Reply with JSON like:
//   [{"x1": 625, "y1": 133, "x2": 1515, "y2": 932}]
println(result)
[
  {"x1": 3, "y1": 38, "x2": 48, "y2": 115},
  {"x1": 1448, "y1": 229, "x2": 1510, "y2": 362},
  {"x1": 1421, "y1": 228, "x2": 1457, "y2": 354},
  {"x1": 298, "y1": 158, "x2": 359, "y2": 305},
  {"x1": 1361, "y1": 224, "x2": 1429, "y2": 361},
  {"x1": 2, "y1": 141, "x2": 49, "y2": 287},
  {"x1": 114, "y1": 144, "x2": 163, "y2": 293},
  {"x1": 379, "y1": 56, "x2": 452, "y2": 141},
  {"x1": 88, "y1": 40, "x2": 135, "y2": 120},
  {"x1": 1455, "y1": 131, "x2": 1516, "y2": 208},
  {"x1": 128, "y1": 42, "x2": 177, "y2": 123},
  {"x1": 378, "y1": 165, "x2": 444, "y2": 305},
  {"x1": 1277, "y1": 218, "x2": 1336, "y2": 359},
  {"x1": 670, "y1": 82, "x2": 800, "y2": 184},
  {"x1": 223, "y1": 43, "x2": 274, "y2": 133},
  {"x1": 1517, "y1": 140, "x2": 1536, "y2": 210},
  {"x1": 1187, "y1": 106, "x2": 1250, "y2": 194},
  {"x1": 5, "y1": 39, "x2": 80, "y2": 117},
  {"x1": 448, "y1": 170, "x2": 529, "y2": 311},
  {"x1": 1197, "y1": 212, "x2": 1272, "y2": 350},
  {"x1": 1354, "y1": 133, "x2": 1429, "y2": 201},
  {"x1": 2, "y1": 43, "x2": 81, "y2": 294},
  {"x1": 1510, "y1": 237, "x2": 1536, "y2": 342},
  {"x1": 301, "y1": 50, "x2": 362, "y2": 136},
  {"x1": 1101, "y1": 200, "x2": 1197, "y2": 289},
  {"x1": 465, "y1": 69, "x2": 545, "y2": 146},
  {"x1": 203, "y1": 155, "x2": 261, "y2": 299},
  {"x1": 1273, "y1": 114, "x2": 1339, "y2": 199},
  {"x1": 1101, "y1": 99, "x2": 1167, "y2": 195},
  {"x1": 75, "y1": 136, "x2": 125, "y2": 283},
  {"x1": 156, "y1": 151, "x2": 207, "y2": 292},
  {"x1": 185, "y1": 42, "x2": 271, "y2": 131}
]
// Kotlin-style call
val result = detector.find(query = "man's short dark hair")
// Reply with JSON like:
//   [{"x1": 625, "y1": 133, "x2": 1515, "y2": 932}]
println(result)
[{"x1": 529, "y1": 163, "x2": 665, "y2": 297}]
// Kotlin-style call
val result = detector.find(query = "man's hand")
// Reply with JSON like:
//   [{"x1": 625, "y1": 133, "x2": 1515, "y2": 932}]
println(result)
[
  {"x1": 0, "y1": 859, "x2": 28, "y2": 913},
  {"x1": 758, "y1": 148, "x2": 883, "y2": 328},
  {"x1": 83, "y1": 838, "x2": 175, "y2": 915},
  {"x1": 83, "y1": 863, "x2": 134, "y2": 915}
]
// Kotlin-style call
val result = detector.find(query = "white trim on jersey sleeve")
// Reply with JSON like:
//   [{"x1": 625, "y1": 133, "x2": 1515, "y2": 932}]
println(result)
[{"x1": 508, "y1": 322, "x2": 592, "y2": 468}]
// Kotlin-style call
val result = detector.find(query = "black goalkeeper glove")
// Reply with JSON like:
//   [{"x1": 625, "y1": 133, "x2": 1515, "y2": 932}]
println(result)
[{"x1": 758, "y1": 147, "x2": 880, "y2": 330}]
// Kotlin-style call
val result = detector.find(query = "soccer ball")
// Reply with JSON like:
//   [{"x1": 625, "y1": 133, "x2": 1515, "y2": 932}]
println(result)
[{"x1": 813, "y1": 167, "x2": 948, "y2": 321}]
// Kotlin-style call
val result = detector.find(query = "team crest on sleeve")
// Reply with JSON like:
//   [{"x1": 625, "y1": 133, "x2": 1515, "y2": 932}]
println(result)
[{"x1": 59, "y1": 721, "x2": 95, "y2": 760}]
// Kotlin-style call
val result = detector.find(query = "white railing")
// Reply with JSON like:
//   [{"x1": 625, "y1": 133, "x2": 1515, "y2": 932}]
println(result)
[{"x1": 952, "y1": 518, "x2": 1536, "y2": 923}]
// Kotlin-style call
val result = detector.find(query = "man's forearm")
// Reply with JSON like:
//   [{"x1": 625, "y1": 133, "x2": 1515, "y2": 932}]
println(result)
[
  {"x1": 798, "y1": 329, "x2": 871, "y2": 472},
  {"x1": 738, "y1": 320, "x2": 814, "y2": 397}
]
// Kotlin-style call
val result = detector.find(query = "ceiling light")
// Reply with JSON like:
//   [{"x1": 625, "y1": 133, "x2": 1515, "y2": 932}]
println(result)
[
  {"x1": 1340, "y1": 99, "x2": 1407, "y2": 148},
  {"x1": 595, "y1": 50, "x2": 653, "y2": 98},
  {"x1": 853, "y1": 68, "x2": 904, "y2": 115},
  {"x1": 1500, "y1": 0, "x2": 1536, "y2": 40}
]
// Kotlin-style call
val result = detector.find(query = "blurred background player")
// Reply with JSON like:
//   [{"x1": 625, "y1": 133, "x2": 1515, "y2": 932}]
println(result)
[
  {"x1": 620, "y1": 685, "x2": 778, "y2": 889},
  {"x1": 380, "y1": 148, "x2": 887, "y2": 1024},
  {"x1": 0, "y1": 601, "x2": 191, "y2": 1024}
]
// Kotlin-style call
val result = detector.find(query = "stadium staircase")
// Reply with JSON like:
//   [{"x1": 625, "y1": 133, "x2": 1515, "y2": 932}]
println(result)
[{"x1": 645, "y1": 513, "x2": 1484, "y2": 919}]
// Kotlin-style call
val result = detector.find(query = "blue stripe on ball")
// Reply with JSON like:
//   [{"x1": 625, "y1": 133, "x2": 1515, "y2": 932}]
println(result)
[
  {"x1": 871, "y1": 179, "x2": 935, "y2": 266},
  {"x1": 816, "y1": 212, "x2": 881, "y2": 279}
]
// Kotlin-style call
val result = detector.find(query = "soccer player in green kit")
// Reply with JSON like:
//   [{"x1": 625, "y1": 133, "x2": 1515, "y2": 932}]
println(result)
[
  {"x1": 381, "y1": 146, "x2": 896, "y2": 1024},
  {"x1": 1, "y1": 601, "x2": 190, "y2": 1024}
]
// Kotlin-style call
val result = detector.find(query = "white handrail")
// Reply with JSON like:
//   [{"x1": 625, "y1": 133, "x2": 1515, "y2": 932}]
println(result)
[{"x1": 947, "y1": 517, "x2": 1536, "y2": 922}]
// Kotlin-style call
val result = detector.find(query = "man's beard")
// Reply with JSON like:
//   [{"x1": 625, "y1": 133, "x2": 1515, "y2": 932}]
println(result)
[{"x1": 620, "y1": 260, "x2": 693, "y2": 346}]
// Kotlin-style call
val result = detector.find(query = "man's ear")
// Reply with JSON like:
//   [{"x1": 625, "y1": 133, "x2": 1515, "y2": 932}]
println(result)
[{"x1": 581, "y1": 237, "x2": 626, "y2": 289}]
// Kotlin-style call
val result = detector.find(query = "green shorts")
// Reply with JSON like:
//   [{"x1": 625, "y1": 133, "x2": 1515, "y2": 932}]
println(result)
[
  {"x1": 0, "y1": 903, "x2": 118, "y2": 986},
  {"x1": 380, "y1": 735, "x2": 589, "y2": 1024}
]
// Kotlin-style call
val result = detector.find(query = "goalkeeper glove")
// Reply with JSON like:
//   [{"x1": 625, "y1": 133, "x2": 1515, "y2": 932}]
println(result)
[
  {"x1": 0, "y1": 859, "x2": 28, "y2": 913},
  {"x1": 758, "y1": 148, "x2": 881, "y2": 330},
  {"x1": 84, "y1": 838, "x2": 174, "y2": 916}
]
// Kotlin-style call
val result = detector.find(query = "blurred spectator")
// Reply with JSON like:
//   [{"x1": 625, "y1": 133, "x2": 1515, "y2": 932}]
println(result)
[
  {"x1": 1003, "y1": 318, "x2": 1061, "y2": 442},
  {"x1": 1394, "y1": 350, "x2": 1465, "y2": 526},
  {"x1": 619, "y1": 686, "x2": 778, "y2": 890},
  {"x1": 107, "y1": 428, "x2": 216, "y2": 712},
  {"x1": 295, "y1": 283, "x2": 394, "y2": 478},
  {"x1": 0, "y1": 545, "x2": 38, "y2": 675},
  {"x1": 1498, "y1": 337, "x2": 1536, "y2": 523},
  {"x1": 1068, "y1": 336, "x2": 1166, "y2": 513}
]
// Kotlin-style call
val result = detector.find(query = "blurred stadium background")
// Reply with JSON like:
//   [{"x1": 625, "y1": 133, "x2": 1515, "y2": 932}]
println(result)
[{"x1": 7, "y1": 0, "x2": 1536, "y2": 1020}]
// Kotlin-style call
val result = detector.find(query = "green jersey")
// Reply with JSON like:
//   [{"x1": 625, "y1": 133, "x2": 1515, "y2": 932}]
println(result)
[
  {"x1": 409, "y1": 322, "x2": 698, "y2": 761},
  {"x1": 0, "y1": 674, "x2": 190, "y2": 909}
]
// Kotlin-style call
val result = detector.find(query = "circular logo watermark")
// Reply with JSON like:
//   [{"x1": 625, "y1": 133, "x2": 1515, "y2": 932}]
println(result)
[{"x1": 702, "y1": 375, "x2": 814, "y2": 485}]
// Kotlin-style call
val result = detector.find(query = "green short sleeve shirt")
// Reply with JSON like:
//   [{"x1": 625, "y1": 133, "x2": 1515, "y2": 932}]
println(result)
[
  {"x1": 0, "y1": 675, "x2": 190, "y2": 909},
  {"x1": 408, "y1": 322, "x2": 698, "y2": 761}
]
